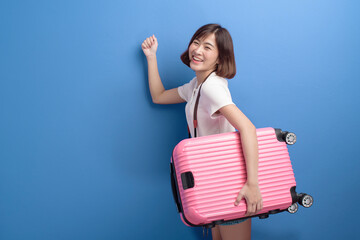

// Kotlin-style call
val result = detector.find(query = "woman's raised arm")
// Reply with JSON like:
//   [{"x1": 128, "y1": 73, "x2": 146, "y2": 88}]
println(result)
[{"x1": 141, "y1": 35, "x2": 185, "y2": 105}]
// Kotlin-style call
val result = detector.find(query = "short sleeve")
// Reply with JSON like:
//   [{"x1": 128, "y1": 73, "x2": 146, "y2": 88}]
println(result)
[
  {"x1": 201, "y1": 82, "x2": 234, "y2": 117},
  {"x1": 177, "y1": 77, "x2": 196, "y2": 102}
]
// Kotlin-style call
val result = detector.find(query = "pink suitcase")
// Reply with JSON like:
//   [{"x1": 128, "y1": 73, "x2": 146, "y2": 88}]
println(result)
[{"x1": 170, "y1": 127, "x2": 313, "y2": 228}]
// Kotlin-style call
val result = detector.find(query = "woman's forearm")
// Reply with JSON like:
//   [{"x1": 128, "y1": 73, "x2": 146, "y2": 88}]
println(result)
[
  {"x1": 146, "y1": 55, "x2": 165, "y2": 103},
  {"x1": 219, "y1": 105, "x2": 260, "y2": 185},
  {"x1": 239, "y1": 126, "x2": 259, "y2": 185}
]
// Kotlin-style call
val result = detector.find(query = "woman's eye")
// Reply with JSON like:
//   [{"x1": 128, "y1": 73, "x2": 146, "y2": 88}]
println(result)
[{"x1": 205, "y1": 47, "x2": 211, "y2": 50}]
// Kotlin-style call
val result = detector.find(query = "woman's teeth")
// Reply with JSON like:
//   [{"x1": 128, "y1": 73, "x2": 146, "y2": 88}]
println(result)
[{"x1": 193, "y1": 56, "x2": 203, "y2": 62}]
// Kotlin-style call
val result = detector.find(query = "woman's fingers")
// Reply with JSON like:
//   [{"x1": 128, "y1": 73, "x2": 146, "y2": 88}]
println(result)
[
  {"x1": 142, "y1": 35, "x2": 157, "y2": 50},
  {"x1": 145, "y1": 38, "x2": 150, "y2": 48},
  {"x1": 141, "y1": 35, "x2": 158, "y2": 57},
  {"x1": 234, "y1": 192, "x2": 244, "y2": 206},
  {"x1": 257, "y1": 201, "x2": 263, "y2": 214},
  {"x1": 141, "y1": 38, "x2": 150, "y2": 49},
  {"x1": 247, "y1": 199, "x2": 263, "y2": 216},
  {"x1": 246, "y1": 202, "x2": 256, "y2": 216},
  {"x1": 141, "y1": 41, "x2": 147, "y2": 49},
  {"x1": 235, "y1": 193, "x2": 262, "y2": 216},
  {"x1": 235, "y1": 184, "x2": 263, "y2": 216},
  {"x1": 245, "y1": 204, "x2": 252, "y2": 216}
]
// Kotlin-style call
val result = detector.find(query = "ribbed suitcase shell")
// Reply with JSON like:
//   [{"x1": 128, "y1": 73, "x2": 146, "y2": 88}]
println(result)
[{"x1": 171, "y1": 127, "x2": 296, "y2": 226}]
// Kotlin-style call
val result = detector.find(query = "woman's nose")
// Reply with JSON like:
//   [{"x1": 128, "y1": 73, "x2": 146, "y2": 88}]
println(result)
[{"x1": 193, "y1": 45, "x2": 202, "y2": 54}]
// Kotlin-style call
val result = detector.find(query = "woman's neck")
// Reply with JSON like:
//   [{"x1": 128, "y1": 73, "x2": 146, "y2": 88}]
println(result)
[{"x1": 196, "y1": 70, "x2": 215, "y2": 86}]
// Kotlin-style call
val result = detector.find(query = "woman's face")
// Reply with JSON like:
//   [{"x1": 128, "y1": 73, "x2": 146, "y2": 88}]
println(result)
[{"x1": 188, "y1": 33, "x2": 219, "y2": 74}]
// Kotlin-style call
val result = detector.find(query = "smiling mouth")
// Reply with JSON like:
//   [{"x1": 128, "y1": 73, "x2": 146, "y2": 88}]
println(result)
[{"x1": 192, "y1": 56, "x2": 203, "y2": 63}]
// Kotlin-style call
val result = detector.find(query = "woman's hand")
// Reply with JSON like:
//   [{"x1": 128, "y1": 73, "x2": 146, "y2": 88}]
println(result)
[
  {"x1": 234, "y1": 182, "x2": 263, "y2": 216},
  {"x1": 141, "y1": 35, "x2": 158, "y2": 58}
]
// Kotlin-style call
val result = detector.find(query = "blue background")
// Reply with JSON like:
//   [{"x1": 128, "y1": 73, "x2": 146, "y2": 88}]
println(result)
[{"x1": 1, "y1": 0, "x2": 359, "y2": 239}]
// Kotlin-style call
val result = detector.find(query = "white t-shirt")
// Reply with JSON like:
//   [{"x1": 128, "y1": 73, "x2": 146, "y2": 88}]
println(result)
[{"x1": 178, "y1": 72, "x2": 236, "y2": 137}]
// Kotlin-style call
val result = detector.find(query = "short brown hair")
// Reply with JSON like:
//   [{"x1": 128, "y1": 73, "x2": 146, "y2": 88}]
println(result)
[{"x1": 181, "y1": 24, "x2": 236, "y2": 79}]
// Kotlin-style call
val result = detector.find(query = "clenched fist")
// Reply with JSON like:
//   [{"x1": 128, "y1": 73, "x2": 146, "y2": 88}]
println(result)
[{"x1": 141, "y1": 35, "x2": 158, "y2": 58}]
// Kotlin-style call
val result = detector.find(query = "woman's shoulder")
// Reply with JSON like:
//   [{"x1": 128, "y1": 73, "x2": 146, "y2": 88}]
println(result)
[
  {"x1": 201, "y1": 73, "x2": 232, "y2": 99},
  {"x1": 205, "y1": 72, "x2": 229, "y2": 87}
]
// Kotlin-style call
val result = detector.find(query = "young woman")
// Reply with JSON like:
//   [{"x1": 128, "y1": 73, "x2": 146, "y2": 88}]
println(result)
[{"x1": 141, "y1": 24, "x2": 262, "y2": 240}]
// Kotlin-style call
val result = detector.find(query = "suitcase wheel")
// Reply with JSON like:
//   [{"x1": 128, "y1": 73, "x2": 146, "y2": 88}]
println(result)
[
  {"x1": 275, "y1": 129, "x2": 297, "y2": 144},
  {"x1": 284, "y1": 132, "x2": 297, "y2": 145},
  {"x1": 299, "y1": 194, "x2": 314, "y2": 208},
  {"x1": 287, "y1": 203, "x2": 299, "y2": 214}
]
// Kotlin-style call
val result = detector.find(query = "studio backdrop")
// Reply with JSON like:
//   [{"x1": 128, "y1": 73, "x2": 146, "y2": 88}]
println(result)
[{"x1": 1, "y1": 0, "x2": 359, "y2": 239}]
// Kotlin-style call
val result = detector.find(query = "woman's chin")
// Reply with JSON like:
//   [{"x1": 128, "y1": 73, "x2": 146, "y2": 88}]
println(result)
[{"x1": 189, "y1": 62, "x2": 203, "y2": 71}]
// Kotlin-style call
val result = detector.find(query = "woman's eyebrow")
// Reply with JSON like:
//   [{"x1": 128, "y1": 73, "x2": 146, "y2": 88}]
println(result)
[
  {"x1": 194, "y1": 38, "x2": 215, "y2": 48},
  {"x1": 204, "y1": 42, "x2": 215, "y2": 48}
]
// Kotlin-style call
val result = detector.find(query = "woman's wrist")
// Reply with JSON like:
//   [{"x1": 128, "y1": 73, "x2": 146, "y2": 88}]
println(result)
[
  {"x1": 146, "y1": 54, "x2": 157, "y2": 61},
  {"x1": 246, "y1": 178, "x2": 259, "y2": 187}
]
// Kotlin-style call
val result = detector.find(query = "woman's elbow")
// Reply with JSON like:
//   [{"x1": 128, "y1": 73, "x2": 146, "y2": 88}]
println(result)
[
  {"x1": 152, "y1": 97, "x2": 159, "y2": 104},
  {"x1": 152, "y1": 95, "x2": 163, "y2": 104}
]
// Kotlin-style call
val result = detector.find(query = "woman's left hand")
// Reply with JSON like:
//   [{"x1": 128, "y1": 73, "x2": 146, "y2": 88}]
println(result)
[{"x1": 234, "y1": 182, "x2": 263, "y2": 216}]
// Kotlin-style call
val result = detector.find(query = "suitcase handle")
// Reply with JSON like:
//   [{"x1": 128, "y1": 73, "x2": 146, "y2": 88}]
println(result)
[
  {"x1": 181, "y1": 171, "x2": 194, "y2": 190},
  {"x1": 170, "y1": 162, "x2": 181, "y2": 213}
]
